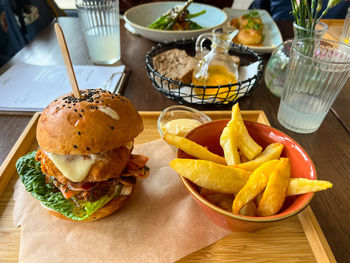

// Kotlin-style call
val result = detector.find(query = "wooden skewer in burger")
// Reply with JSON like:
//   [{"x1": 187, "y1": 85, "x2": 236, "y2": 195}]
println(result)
[{"x1": 16, "y1": 24, "x2": 149, "y2": 221}]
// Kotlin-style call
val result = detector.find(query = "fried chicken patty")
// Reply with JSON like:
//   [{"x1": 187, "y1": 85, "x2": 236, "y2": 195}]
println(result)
[{"x1": 36, "y1": 145, "x2": 132, "y2": 184}]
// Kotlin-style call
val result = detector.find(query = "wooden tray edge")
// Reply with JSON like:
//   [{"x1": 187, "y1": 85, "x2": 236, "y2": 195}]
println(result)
[
  {"x1": 0, "y1": 112, "x2": 40, "y2": 197},
  {"x1": 298, "y1": 207, "x2": 336, "y2": 263}
]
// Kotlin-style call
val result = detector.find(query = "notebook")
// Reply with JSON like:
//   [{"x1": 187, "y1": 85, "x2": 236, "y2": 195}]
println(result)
[{"x1": 0, "y1": 63, "x2": 125, "y2": 111}]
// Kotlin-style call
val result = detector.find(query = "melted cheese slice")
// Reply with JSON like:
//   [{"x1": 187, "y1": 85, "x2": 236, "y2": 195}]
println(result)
[{"x1": 47, "y1": 152, "x2": 100, "y2": 182}]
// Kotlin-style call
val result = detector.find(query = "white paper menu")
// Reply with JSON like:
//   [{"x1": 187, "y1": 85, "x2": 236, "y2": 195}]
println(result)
[{"x1": 0, "y1": 63, "x2": 125, "y2": 111}]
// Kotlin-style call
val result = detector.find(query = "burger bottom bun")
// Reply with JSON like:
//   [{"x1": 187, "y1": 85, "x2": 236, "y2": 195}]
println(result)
[{"x1": 46, "y1": 187, "x2": 134, "y2": 222}]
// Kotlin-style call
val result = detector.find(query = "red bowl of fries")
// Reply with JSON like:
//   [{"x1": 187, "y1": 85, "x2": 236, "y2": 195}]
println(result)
[{"x1": 176, "y1": 119, "x2": 318, "y2": 232}]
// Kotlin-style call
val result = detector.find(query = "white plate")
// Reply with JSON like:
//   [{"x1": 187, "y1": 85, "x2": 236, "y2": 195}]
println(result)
[
  {"x1": 124, "y1": 2, "x2": 227, "y2": 42},
  {"x1": 223, "y1": 8, "x2": 283, "y2": 53}
]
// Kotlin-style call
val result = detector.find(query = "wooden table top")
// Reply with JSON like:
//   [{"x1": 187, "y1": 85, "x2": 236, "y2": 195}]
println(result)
[{"x1": 0, "y1": 17, "x2": 349, "y2": 262}]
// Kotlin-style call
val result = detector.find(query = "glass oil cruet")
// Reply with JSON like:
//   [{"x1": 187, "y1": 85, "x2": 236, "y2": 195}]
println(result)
[{"x1": 192, "y1": 27, "x2": 239, "y2": 100}]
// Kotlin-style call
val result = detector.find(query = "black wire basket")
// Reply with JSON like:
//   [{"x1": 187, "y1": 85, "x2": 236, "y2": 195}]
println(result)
[{"x1": 145, "y1": 39, "x2": 264, "y2": 105}]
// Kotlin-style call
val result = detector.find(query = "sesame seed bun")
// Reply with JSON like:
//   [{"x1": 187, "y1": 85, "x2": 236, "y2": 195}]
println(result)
[{"x1": 36, "y1": 89, "x2": 143, "y2": 155}]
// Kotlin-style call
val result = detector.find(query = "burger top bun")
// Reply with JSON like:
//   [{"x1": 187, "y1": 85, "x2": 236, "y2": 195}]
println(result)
[{"x1": 37, "y1": 89, "x2": 143, "y2": 154}]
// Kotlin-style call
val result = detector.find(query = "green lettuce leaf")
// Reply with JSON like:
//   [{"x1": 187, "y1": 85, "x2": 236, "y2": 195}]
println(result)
[{"x1": 16, "y1": 152, "x2": 122, "y2": 221}]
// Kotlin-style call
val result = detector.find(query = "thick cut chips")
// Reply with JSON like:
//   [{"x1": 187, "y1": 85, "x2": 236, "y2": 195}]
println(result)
[
  {"x1": 163, "y1": 133, "x2": 226, "y2": 165},
  {"x1": 231, "y1": 104, "x2": 262, "y2": 160},
  {"x1": 169, "y1": 159, "x2": 251, "y2": 194},
  {"x1": 200, "y1": 189, "x2": 235, "y2": 212},
  {"x1": 287, "y1": 178, "x2": 333, "y2": 196},
  {"x1": 166, "y1": 102, "x2": 333, "y2": 218},
  {"x1": 239, "y1": 201, "x2": 257, "y2": 216},
  {"x1": 235, "y1": 143, "x2": 283, "y2": 172},
  {"x1": 232, "y1": 160, "x2": 280, "y2": 214},
  {"x1": 220, "y1": 120, "x2": 241, "y2": 165},
  {"x1": 257, "y1": 158, "x2": 291, "y2": 216}
]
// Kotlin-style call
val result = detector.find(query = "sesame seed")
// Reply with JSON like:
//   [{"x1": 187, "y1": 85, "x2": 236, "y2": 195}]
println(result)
[
  {"x1": 86, "y1": 147, "x2": 90, "y2": 151},
  {"x1": 78, "y1": 131, "x2": 81, "y2": 135},
  {"x1": 110, "y1": 126, "x2": 114, "y2": 130},
  {"x1": 73, "y1": 145, "x2": 78, "y2": 148}
]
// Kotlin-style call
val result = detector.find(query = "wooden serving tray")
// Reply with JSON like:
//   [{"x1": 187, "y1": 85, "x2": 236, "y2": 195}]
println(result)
[
  {"x1": 322, "y1": 19, "x2": 343, "y2": 42},
  {"x1": 0, "y1": 111, "x2": 335, "y2": 262}
]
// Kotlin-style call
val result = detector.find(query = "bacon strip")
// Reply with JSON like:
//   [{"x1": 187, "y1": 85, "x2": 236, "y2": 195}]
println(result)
[
  {"x1": 58, "y1": 184, "x2": 81, "y2": 199},
  {"x1": 126, "y1": 154, "x2": 149, "y2": 170},
  {"x1": 67, "y1": 181, "x2": 97, "y2": 191}
]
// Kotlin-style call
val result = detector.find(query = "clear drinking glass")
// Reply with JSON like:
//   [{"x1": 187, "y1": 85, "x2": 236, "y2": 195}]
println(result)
[
  {"x1": 75, "y1": 0, "x2": 121, "y2": 64},
  {"x1": 277, "y1": 38, "x2": 350, "y2": 133}
]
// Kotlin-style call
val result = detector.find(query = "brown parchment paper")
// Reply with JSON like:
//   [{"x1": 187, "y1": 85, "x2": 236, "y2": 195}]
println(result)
[{"x1": 13, "y1": 139, "x2": 230, "y2": 263}]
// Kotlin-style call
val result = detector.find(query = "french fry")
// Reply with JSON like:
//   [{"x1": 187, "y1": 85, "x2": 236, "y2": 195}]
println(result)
[
  {"x1": 232, "y1": 160, "x2": 280, "y2": 214},
  {"x1": 239, "y1": 201, "x2": 257, "y2": 216},
  {"x1": 240, "y1": 152, "x2": 249, "y2": 163},
  {"x1": 235, "y1": 143, "x2": 283, "y2": 172},
  {"x1": 231, "y1": 104, "x2": 262, "y2": 160},
  {"x1": 169, "y1": 159, "x2": 251, "y2": 194},
  {"x1": 210, "y1": 195, "x2": 234, "y2": 211},
  {"x1": 220, "y1": 120, "x2": 241, "y2": 165},
  {"x1": 254, "y1": 192, "x2": 263, "y2": 207},
  {"x1": 163, "y1": 133, "x2": 226, "y2": 165},
  {"x1": 257, "y1": 158, "x2": 291, "y2": 216},
  {"x1": 287, "y1": 178, "x2": 333, "y2": 196},
  {"x1": 166, "y1": 102, "x2": 333, "y2": 218}
]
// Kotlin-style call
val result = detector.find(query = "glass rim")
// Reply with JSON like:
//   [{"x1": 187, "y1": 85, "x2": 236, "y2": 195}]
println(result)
[
  {"x1": 75, "y1": 0, "x2": 118, "y2": 8},
  {"x1": 292, "y1": 21, "x2": 329, "y2": 34},
  {"x1": 291, "y1": 37, "x2": 350, "y2": 65},
  {"x1": 157, "y1": 105, "x2": 212, "y2": 137}
]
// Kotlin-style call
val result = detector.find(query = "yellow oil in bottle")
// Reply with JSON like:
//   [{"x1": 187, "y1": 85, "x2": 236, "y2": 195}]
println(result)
[{"x1": 192, "y1": 65, "x2": 238, "y2": 100}]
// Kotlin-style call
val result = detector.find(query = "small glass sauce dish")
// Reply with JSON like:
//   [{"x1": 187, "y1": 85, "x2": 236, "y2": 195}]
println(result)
[{"x1": 157, "y1": 105, "x2": 212, "y2": 138}]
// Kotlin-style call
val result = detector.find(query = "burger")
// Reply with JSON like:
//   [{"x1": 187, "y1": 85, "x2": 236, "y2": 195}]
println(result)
[{"x1": 16, "y1": 89, "x2": 149, "y2": 221}]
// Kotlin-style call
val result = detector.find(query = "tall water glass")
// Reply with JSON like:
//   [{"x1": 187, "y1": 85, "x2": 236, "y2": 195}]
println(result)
[
  {"x1": 277, "y1": 38, "x2": 350, "y2": 133},
  {"x1": 75, "y1": 0, "x2": 121, "y2": 64}
]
